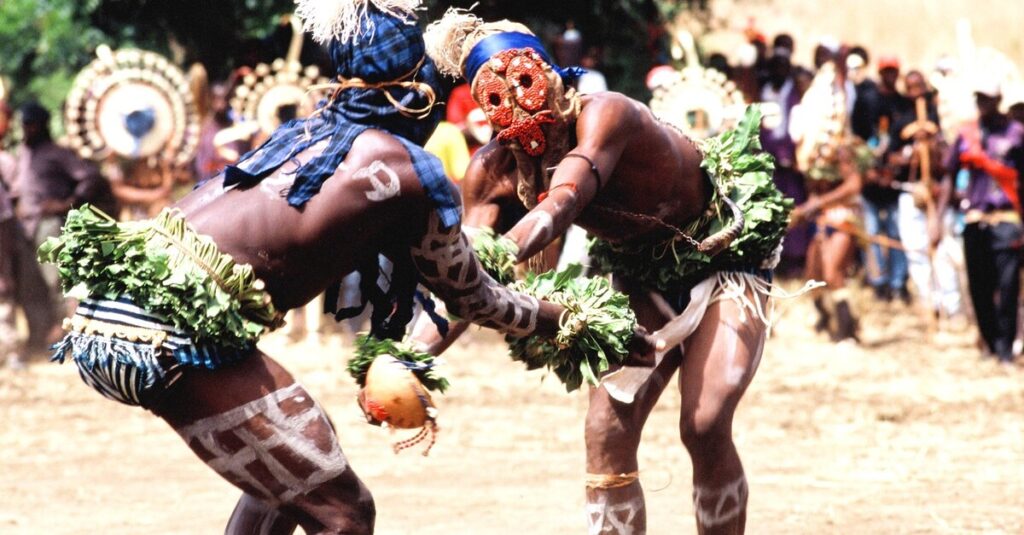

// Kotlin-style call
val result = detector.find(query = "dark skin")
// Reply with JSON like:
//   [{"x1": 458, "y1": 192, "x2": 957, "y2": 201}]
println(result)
[
  {"x1": 791, "y1": 146, "x2": 863, "y2": 291},
  {"x1": 443, "y1": 91, "x2": 766, "y2": 535},
  {"x1": 147, "y1": 130, "x2": 572, "y2": 534}
]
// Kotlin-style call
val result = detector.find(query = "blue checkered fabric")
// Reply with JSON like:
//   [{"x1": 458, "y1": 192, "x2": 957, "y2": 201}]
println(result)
[{"x1": 223, "y1": 9, "x2": 459, "y2": 229}]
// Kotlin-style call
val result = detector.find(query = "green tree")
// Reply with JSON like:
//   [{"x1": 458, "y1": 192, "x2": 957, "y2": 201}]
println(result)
[
  {"x1": 0, "y1": 0, "x2": 295, "y2": 114},
  {"x1": 0, "y1": 0, "x2": 697, "y2": 116}
]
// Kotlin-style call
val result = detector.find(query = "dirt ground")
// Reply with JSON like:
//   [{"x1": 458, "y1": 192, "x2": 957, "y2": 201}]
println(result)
[{"x1": 1, "y1": 286, "x2": 1022, "y2": 534}]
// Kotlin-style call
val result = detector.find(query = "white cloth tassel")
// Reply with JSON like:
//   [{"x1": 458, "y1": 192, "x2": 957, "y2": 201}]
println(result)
[{"x1": 710, "y1": 272, "x2": 823, "y2": 337}]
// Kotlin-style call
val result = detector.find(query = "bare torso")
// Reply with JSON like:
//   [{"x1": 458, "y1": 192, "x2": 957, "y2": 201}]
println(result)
[
  {"x1": 466, "y1": 92, "x2": 709, "y2": 242},
  {"x1": 174, "y1": 130, "x2": 430, "y2": 311}
]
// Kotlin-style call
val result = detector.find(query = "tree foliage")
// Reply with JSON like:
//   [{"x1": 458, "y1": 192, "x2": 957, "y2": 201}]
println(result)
[
  {"x1": 0, "y1": 1, "x2": 696, "y2": 115},
  {"x1": 0, "y1": 0, "x2": 296, "y2": 112}
]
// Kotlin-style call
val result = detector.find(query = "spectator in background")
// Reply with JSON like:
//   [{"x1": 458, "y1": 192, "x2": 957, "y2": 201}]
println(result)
[
  {"x1": 773, "y1": 33, "x2": 795, "y2": 58},
  {"x1": 0, "y1": 100, "x2": 22, "y2": 368},
  {"x1": 849, "y1": 46, "x2": 883, "y2": 146},
  {"x1": 553, "y1": 20, "x2": 583, "y2": 67},
  {"x1": 706, "y1": 52, "x2": 732, "y2": 78},
  {"x1": 1009, "y1": 100, "x2": 1024, "y2": 128},
  {"x1": 13, "y1": 102, "x2": 115, "y2": 313},
  {"x1": 424, "y1": 120, "x2": 471, "y2": 181},
  {"x1": 888, "y1": 71, "x2": 963, "y2": 318},
  {"x1": 813, "y1": 36, "x2": 839, "y2": 71},
  {"x1": 576, "y1": 47, "x2": 608, "y2": 95},
  {"x1": 760, "y1": 43, "x2": 810, "y2": 274},
  {"x1": 194, "y1": 83, "x2": 251, "y2": 182},
  {"x1": 855, "y1": 53, "x2": 908, "y2": 303},
  {"x1": 877, "y1": 56, "x2": 902, "y2": 128},
  {"x1": 939, "y1": 81, "x2": 1024, "y2": 363},
  {"x1": 446, "y1": 83, "x2": 490, "y2": 156}
]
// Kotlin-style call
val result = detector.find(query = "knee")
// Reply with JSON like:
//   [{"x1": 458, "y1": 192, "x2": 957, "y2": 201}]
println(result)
[
  {"x1": 585, "y1": 403, "x2": 641, "y2": 461},
  {"x1": 297, "y1": 474, "x2": 376, "y2": 535},
  {"x1": 679, "y1": 407, "x2": 732, "y2": 458}
]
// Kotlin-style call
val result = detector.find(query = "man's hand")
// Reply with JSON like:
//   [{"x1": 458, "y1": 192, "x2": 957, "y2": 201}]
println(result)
[
  {"x1": 356, "y1": 389, "x2": 384, "y2": 427},
  {"x1": 40, "y1": 198, "x2": 73, "y2": 216},
  {"x1": 622, "y1": 325, "x2": 657, "y2": 367}
]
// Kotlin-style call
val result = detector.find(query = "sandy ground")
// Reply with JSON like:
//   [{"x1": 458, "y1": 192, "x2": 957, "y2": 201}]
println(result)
[{"x1": 1, "y1": 286, "x2": 1023, "y2": 534}]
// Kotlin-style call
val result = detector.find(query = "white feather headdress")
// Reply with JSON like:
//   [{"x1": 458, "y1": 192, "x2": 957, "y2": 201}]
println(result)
[{"x1": 295, "y1": 0, "x2": 422, "y2": 45}]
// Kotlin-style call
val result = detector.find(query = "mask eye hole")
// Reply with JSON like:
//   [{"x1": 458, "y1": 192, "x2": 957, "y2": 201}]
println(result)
[
  {"x1": 519, "y1": 74, "x2": 533, "y2": 89},
  {"x1": 488, "y1": 93, "x2": 502, "y2": 107}
]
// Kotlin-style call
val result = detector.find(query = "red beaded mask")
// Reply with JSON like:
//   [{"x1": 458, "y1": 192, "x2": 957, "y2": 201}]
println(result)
[{"x1": 473, "y1": 48, "x2": 556, "y2": 156}]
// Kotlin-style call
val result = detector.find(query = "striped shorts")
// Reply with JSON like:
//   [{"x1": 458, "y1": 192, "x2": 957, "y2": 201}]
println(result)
[{"x1": 52, "y1": 299, "x2": 193, "y2": 408}]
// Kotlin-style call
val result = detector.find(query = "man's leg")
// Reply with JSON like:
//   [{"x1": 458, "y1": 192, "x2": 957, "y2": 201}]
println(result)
[
  {"x1": 13, "y1": 223, "x2": 59, "y2": 352},
  {"x1": 962, "y1": 223, "x2": 998, "y2": 353},
  {"x1": 155, "y1": 350, "x2": 375, "y2": 535},
  {"x1": 679, "y1": 292, "x2": 766, "y2": 535},
  {"x1": 821, "y1": 231, "x2": 858, "y2": 341},
  {"x1": 897, "y1": 194, "x2": 934, "y2": 310},
  {"x1": 990, "y1": 222, "x2": 1022, "y2": 361},
  {"x1": 804, "y1": 237, "x2": 830, "y2": 333},
  {"x1": 585, "y1": 289, "x2": 682, "y2": 534},
  {"x1": 884, "y1": 200, "x2": 909, "y2": 299},
  {"x1": 0, "y1": 297, "x2": 21, "y2": 368},
  {"x1": 225, "y1": 492, "x2": 300, "y2": 535},
  {"x1": 861, "y1": 198, "x2": 887, "y2": 292}
]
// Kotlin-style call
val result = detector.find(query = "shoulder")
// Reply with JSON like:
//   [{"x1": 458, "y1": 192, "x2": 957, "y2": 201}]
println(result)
[
  {"x1": 464, "y1": 142, "x2": 514, "y2": 200},
  {"x1": 577, "y1": 93, "x2": 645, "y2": 133},
  {"x1": 580, "y1": 92, "x2": 641, "y2": 116}
]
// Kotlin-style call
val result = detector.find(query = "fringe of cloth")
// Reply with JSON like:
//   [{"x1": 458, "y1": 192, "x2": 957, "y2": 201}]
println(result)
[
  {"x1": 709, "y1": 271, "x2": 824, "y2": 337},
  {"x1": 50, "y1": 299, "x2": 195, "y2": 407}
]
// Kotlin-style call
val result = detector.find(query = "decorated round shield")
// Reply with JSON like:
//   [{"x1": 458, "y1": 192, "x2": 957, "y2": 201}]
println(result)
[
  {"x1": 65, "y1": 45, "x2": 200, "y2": 166},
  {"x1": 649, "y1": 66, "x2": 746, "y2": 139},
  {"x1": 230, "y1": 59, "x2": 330, "y2": 136}
]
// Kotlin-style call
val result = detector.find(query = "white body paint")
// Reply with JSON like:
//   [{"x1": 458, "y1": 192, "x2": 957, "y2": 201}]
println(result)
[
  {"x1": 176, "y1": 384, "x2": 348, "y2": 504},
  {"x1": 722, "y1": 323, "x2": 746, "y2": 387},
  {"x1": 692, "y1": 476, "x2": 748, "y2": 528},
  {"x1": 259, "y1": 171, "x2": 297, "y2": 199},
  {"x1": 353, "y1": 160, "x2": 401, "y2": 202},
  {"x1": 520, "y1": 210, "x2": 555, "y2": 248},
  {"x1": 411, "y1": 213, "x2": 540, "y2": 336},
  {"x1": 586, "y1": 495, "x2": 642, "y2": 535}
]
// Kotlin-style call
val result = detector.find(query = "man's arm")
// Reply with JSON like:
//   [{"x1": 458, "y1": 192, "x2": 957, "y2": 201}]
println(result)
[
  {"x1": 411, "y1": 211, "x2": 563, "y2": 338},
  {"x1": 792, "y1": 146, "x2": 864, "y2": 224},
  {"x1": 503, "y1": 100, "x2": 633, "y2": 262},
  {"x1": 410, "y1": 153, "x2": 509, "y2": 354}
]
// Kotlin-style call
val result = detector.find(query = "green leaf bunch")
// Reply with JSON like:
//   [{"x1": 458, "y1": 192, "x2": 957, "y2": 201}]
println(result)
[
  {"x1": 471, "y1": 227, "x2": 520, "y2": 285},
  {"x1": 347, "y1": 335, "x2": 450, "y2": 394},
  {"x1": 591, "y1": 106, "x2": 793, "y2": 292},
  {"x1": 37, "y1": 205, "x2": 279, "y2": 350},
  {"x1": 505, "y1": 264, "x2": 636, "y2": 392}
]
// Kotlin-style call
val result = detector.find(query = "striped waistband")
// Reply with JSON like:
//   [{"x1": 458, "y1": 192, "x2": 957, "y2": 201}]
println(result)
[{"x1": 68, "y1": 298, "x2": 192, "y2": 350}]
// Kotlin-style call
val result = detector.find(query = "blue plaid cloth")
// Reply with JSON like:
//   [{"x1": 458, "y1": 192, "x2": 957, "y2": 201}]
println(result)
[{"x1": 223, "y1": 9, "x2": 459, "y2": 229}]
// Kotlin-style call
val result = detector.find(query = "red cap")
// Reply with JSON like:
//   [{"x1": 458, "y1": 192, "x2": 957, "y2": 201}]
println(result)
[{"x1": 877, "y1": 56, "x2": 900, "y2": 72}]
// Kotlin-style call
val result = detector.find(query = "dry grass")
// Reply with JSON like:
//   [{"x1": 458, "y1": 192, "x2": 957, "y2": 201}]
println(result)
[{"x1": 1, "y1": 283, "x2": 1022, "y2": 533}]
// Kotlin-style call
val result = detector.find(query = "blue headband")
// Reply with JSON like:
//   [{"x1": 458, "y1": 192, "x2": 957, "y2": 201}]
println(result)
[{"x1": 464, "y1": 32, "x2": 585, "y2": 85}]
